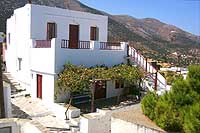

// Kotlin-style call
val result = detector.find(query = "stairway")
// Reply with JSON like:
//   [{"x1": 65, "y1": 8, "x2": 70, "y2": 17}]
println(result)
[
  {"x1": 3, "y1": 72, "x2": 29, "y2": 97},
  {"x1": 128, "y1": 46, "x2": 167, "y2": 94}
]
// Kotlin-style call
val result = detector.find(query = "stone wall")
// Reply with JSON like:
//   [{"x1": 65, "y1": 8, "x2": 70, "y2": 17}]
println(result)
[
  {"x1": 111, "y1": 117, "x2": 164, "y2": 133},
  {"x1": 0, "y1": 118, "x2": 41, "y2": 133}
]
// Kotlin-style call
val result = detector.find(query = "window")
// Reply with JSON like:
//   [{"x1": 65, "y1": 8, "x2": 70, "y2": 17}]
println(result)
[
  {"x1": 0, "y1": 126, "x2": 12, "y2": 133},
  {"x1": 8, "y1": 33, "x2": 10, "y2": 44},
  {"x1": 90, "y1": 26, "x2": 99, "y2": 41},
  {"x1": 18, "y1": 58, "x2": 22, "y2": 71},
  {"x1": 115, "y1": 80, "x2": 124, "y2": 89},
  {"x1": 47, "y1": 22, "x2": 57, "y2": 40}
]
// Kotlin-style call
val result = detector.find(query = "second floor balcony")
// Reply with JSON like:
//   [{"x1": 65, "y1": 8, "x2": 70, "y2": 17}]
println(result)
[
  {"x1": 30, "y1": 38, "x2": 128, "y2": 74},
  {"x1": 32, "y1": 38, "x2": 126, "y2": 51}
]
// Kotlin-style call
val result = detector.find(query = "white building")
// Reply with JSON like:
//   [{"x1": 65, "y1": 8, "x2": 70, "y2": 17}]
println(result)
[{"x1": 5, "y1": 4, "x2": 128, "y2": 104}]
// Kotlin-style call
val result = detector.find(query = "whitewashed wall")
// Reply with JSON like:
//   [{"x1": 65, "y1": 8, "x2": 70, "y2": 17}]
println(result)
[
  {"x1": 80, "y1": 114, "x2": 110, "y2": 133},
  {"x1": 106, "y1": 80, "x2": 124, "y2": 98},
  {"x1": 30, "y1": 4, "x2": 108, "y2": 42},
  {"x1": 54, "y1": 39, "x2": 127, "y2": 73},
  {"x1": 0, "y1": 119, "x2": 41, "y2": 133},
  {"x1": 111, "y1": 117, "x2": 164, "y2": 133},
  {"x1": 5, "y1": 4, "x2": 32, "y2": 91},
  {"x1": 30, "y1": 71, "x2": 55, "y2": 104}
]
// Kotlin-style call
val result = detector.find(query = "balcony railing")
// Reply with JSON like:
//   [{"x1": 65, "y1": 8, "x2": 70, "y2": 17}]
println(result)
[
  {"x1": 35, "y1": 40, "x2": 51, "y2": 48},
  {"x1": 61, "y1": 39, "x2": 69, "y2": 48},
  {"x1": 78, "y1": 41, "x2": 90, "y2": 49},
  {"x1": 100, "y1": 42, "x2": 121, "y2": 50},
  {"x1": 61, "y1": 40, "x2": 90, "y2": 49}
]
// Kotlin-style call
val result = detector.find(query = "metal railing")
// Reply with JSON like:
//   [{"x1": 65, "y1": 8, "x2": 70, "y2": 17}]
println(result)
[
  {"x1": 61, "y1": 39, "x2": 69, "y2": 48},
  {"x1": 100, "y1": 42, "x2": 121, "y2": 50},
  {"x1": 61, "y1": 40, "x2": 90, "y2": 49},
  {"x1": 78, "y1": 41, "x2": 90, "y2": 49},
  {"x1": 129, "y1": 46, "x2": 167, "y2": 89}
]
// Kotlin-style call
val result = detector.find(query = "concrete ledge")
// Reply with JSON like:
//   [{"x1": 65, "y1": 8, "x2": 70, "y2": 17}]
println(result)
[
  {"x1": 0, "y1": 118, "x2": 41, "y2": 133},
  {"x1": 45, "y1": 102, "x2": 80, "y2": 120}
]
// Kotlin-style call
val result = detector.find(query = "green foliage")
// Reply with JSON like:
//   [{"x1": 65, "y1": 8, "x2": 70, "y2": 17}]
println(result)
[
  {"x1": 141, "y1": 92, "x2": 158, "y2": 120},
  {"x1": 187, "y1": 65, "x2": 200, "y2": 94},
  {"x1": 141, "y1": 65, "x2": 200, "y2": 132},
  {"x1": 183, "y1": 103, "x2": 200, "y2": 133},
  {"x1": 56, "y1": 63, "x2": 143, "y2": 98}
]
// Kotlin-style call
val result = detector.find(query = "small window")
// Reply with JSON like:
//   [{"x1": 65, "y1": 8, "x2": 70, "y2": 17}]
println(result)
[
  {"x1": 8, "y1": 33, "x2": 10, "y2": 44},
  {"x1": 90, "y1": 26, "x2": 99, "y2": 41},
  {"x1": 18, "y1": 58, "x2": 22, "y2": 71},
  {"x1": 0, "y1": 126, "x2": 12, "y2": 133},
  {"x1": 115, "y1": 80, "x2": 124, "y2": 89},
  {"x1": 47, "y1": 22, "x2": 57, "y2": 40}
]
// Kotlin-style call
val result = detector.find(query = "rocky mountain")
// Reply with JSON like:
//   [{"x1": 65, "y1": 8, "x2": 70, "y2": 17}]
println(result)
[
  {"x1": 114, "y1": 15, "x2": 200, "y2": 46},
  {"x1": 0, "y1": 0, "x2": 199, "y2": 65}
]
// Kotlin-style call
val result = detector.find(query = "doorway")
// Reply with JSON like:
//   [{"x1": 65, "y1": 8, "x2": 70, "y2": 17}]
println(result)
[
  {"x1": 37, "y1": 74, "x2": 42, "y2": 99},
  {"x1": 69, "y1": 24, "x2": 79, "y2": 48}
]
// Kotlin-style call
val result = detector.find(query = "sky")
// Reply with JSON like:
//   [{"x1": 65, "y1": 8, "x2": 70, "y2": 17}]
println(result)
[{"x1": 79, "y1": 0, "x2": 200, "y2": 36}]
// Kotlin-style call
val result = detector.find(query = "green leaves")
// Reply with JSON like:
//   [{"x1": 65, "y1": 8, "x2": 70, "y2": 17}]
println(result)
[
  {"x1": 141, "y1": 65, "x2": 200, "y2": 132},
  {"x1": 55, "y1": 63, "x2": 143, "y2": 98}
]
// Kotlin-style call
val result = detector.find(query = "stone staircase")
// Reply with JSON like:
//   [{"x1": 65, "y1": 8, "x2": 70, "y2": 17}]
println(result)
[
  {"x1": 128, "y1": 46, "x2": 167, "y2": 94},
  {"x1": 3, "y1": 72, "x2": 28, "y2": 97},
  {"x1": 3, "y1": 72, "x2": 80, "y2": 132}
]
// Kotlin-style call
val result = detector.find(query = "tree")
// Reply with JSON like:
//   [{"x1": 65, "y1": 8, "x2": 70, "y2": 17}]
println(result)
[
  {"x1": 141, "y1": 65, "x2": 200, "y2": 132},
  {"x1": 141, "y1": 92, "x2": 158, "y2": 120}
]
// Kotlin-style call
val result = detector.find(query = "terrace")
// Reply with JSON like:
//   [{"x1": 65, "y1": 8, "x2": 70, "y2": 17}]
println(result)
[{"x1": 33, "y1": 39, "x2": 124, "y2": 51}]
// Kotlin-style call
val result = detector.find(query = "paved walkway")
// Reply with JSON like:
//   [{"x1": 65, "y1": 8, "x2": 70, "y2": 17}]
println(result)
[
  {"x1": 12, "y1": 96, "x2": 71, "y2": 133},
  {"x1": 3, "y1": 72, "x2": 75, "y2": 133}
]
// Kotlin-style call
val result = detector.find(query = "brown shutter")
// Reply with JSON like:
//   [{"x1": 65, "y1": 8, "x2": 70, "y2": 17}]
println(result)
[
  {"x1": 90, "y1": 27, "x2": 97, "y2": 41},
  {"x1": 47, "y1": 23, "x2": 56, "y2": 40}
]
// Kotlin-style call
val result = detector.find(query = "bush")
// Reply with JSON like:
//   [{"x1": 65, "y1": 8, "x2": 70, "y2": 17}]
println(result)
[
  {"x1": 141, "y1": 65, "x2": 200, "y2": 132},
  {"x1": 141, "y1": 92, "x2": 158, "y2": 120}
]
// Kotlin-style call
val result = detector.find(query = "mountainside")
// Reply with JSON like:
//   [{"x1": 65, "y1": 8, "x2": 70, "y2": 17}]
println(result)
[
  {"x1": 0, "y1": 0, "x2": 200, "y2": 66},
  {"x1": 114, "y1": 15, "x2": 200, "y2": 45}
]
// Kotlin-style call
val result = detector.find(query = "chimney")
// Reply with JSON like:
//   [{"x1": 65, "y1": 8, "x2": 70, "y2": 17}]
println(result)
[{"x1": 28, "y1": 0, "x2": 32, "y2": 4}]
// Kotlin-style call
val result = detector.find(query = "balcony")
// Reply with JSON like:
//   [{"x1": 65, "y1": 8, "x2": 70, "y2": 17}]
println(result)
[
  {"x1": 33, "y1": 39, "x2": 126, "y2": 51},
  {"x1": 60, "y1": 39, "x2": 124, "y2": 50},
  {"x1": 100, "y1": 42, "x2": 121, "y2": 50},
  {"x1": 30, "y1": 38, "x2": 128, "y2": 73},
  {"x1": 61, "y1": 40, "x2": 90, "y2": 49}
]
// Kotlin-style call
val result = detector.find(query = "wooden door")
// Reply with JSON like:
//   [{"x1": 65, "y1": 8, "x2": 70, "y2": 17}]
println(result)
[
  {"x1": 47, "y1": 22, "x2": 56, "y2": 40},
  {"x1": 37, "y1": 74, "x2": 42, "y2": 99},
  {"x1": 94, "y1": 81, "x2": 106, "y2": 99},
  {"x1": 69, "y1": 25, "x2": 79, "y2": 48}
]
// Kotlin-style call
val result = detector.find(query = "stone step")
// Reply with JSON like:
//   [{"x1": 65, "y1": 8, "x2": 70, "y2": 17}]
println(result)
[
  {"x1": 70, "y1": 117, "x2": 80, "y2": 127},
  {"x1": 11, "y1": 91, "x2": 30, "y2": 98}
]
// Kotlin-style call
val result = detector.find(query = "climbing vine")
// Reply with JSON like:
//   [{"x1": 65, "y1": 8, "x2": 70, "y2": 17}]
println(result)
[{"x1": 55, "y1": 63, "x2": 143, "y2": 100}]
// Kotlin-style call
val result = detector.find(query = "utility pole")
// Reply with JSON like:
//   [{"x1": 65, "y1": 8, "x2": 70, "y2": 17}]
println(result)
[
  {"x1": 0, "y1": 32, "x2": 5, "y2": 118},
  {"x1": 0, "y1": 44, "x2": 5, "y2": 118}
]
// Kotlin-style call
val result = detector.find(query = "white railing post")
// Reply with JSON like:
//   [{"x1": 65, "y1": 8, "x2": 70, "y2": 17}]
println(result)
[{"x1": 128, "y1": 46, "x2": 167, "y2": 90}]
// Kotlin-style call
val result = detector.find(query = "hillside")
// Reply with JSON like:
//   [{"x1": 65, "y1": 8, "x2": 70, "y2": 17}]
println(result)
[{"x1": 0, "y1": 0, "x2": 199, "y2": 66}]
